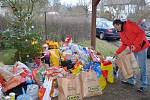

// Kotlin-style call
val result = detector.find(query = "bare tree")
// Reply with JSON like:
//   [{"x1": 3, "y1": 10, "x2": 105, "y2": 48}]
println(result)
[
  {"x1": 1, "y1": 0, "x2": 48, "y2": 33},
  {"x1": 77, "y1": 0, "x2": 90, "y2": 17}
]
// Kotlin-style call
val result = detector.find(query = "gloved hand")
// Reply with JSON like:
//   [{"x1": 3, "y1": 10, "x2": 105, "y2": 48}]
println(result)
[{"x1": 112, "y1": 53, "x2": 118, "y2": 59}]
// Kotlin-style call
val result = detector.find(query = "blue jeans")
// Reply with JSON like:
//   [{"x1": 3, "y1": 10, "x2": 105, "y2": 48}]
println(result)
[{"x1": 127, "y1": 48, "x2": 148, "y2": 88}]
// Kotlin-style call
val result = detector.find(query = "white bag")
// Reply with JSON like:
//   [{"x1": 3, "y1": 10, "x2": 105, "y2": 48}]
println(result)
[
  {"x1": 26, "y1": 84, "x2": 39, "y2": 100},
  {"x1": 42, "y1": 77, "x2": 53, "y2": 100},
  {"x1": 17, "y1": 88, "x2": 33, "y2": 100}
]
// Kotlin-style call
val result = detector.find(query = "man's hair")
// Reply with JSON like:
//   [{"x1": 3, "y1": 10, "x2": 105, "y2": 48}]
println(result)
[{"x1": 113, "y1": 19, "x2": 123, "y2": 25}]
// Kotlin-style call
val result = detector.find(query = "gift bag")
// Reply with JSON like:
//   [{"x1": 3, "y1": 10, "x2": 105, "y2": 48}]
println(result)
[
  {"x1": 57, "y1": 76, "x2": 83, "y2": 100},
  {"x1": 50, "y1": 49, "x2": 61, "y2": 66},
  {"x1": 101, "y1": 61, "x2": 114, "y2": 83},
  {"x1": 80, "y1": 71, "x2": 102, "y2": 98},
  {"x1": 115, "y1": 53, "x2": 139, "y2": 79},
  {"x1": 92, "y1": 63, "x2": 107, "y2": 90}
]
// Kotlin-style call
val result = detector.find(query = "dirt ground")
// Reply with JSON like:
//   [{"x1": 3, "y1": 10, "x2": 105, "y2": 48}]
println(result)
[{"x1": 53, "y1": 59, "x2": 150, "y2": 100}]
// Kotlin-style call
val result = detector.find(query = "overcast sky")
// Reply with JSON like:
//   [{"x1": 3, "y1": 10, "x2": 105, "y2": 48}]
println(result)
[
  {"x1": 60, "y1": 0, "x2": 150, "y2": 5},
  {"x1": 60, "y1": 0, "x2": 79, "y2": 5},
  {"x1": 48, "y1": 0, "x2": 150, "y2": 5},
  {"x1": 60, "y1": 0, "x2": 91, "y2": 5}
]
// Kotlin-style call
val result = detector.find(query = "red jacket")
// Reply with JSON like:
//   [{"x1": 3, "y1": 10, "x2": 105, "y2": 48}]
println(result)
[{"x1": 115, "y1": 19, "x2": 150, "y2": 54}]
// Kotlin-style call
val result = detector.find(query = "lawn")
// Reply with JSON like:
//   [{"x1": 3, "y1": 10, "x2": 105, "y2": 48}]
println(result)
[
  {"x1": 79, "y1": 38, "x2": 118, "y2": 57},
  {"x1": 0, "y1": 49, "x2": 17, "y2": 64}
]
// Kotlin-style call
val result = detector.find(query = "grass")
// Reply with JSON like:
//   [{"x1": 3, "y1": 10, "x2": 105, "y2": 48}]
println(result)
[
  {"x1": 79, "y1": 38, "x2": 118, "y2": 57},
  {"x1": 0, "y1": 49, "x2": 17, "y2": 64}
]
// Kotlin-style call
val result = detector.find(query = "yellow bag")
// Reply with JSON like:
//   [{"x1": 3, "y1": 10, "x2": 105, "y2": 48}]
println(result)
[
  {"x1": 101, "y1": 62, "x2": 114, "y2": 83},
  {"x1": 98, "y1": 75, "x2": 107, "y2": 90},
  {"x1": 49, "y1": 49, "x2": 61, "y2": 66}
]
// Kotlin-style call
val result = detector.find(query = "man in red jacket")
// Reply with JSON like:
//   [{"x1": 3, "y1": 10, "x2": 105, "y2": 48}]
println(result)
[{"x1": 113, "y1": 19, "x2": 150, "y2": 92}]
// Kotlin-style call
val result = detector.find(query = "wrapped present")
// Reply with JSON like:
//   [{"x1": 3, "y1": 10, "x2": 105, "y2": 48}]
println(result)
[
  {"x1": 3, "y1": 75, "x2": 25, "y2": 92},
  {"x1": 32, "y1": 66, "x2": 45, "y2": 86},
  {"x1": 0, "y1": 67, "x2": 13, "y2": 81}
]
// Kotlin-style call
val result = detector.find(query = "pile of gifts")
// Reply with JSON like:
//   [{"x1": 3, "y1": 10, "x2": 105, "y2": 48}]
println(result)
[{"x1": 0, "y1": 35, "x2": 118, "y2": 100}]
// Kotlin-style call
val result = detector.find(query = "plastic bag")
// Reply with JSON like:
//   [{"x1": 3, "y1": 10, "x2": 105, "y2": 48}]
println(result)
[
  {"x1": 17, "y1": 88, "x2": 33, "y2": 100},
  {"x1": 61, "y1": 49, "x2": 72, "y2": 61},
  {"x1": 0, "y1": 84, "x2": 3, "y2": 99},
  {"x1": 42, "y1": 77, "x2": 52, "y2": 100},
  {"x1": 39, "y1": 77, "x2": 53, "y2": 100},
  {"x1": 13, "y1": 61, "x2": 31, "y2": 74},
  {"x1": 92, "y1": 63, "x2": 106, "y2": 90},
  {"x1": 26, "y1": 84, "x2": 39, "y2": 100},
  {"x1": 50, "y1": 49, "x2": 61, "y2": 66},
  {"x1": 101, "y1": 61, "x2": 114, "y2": 83}
]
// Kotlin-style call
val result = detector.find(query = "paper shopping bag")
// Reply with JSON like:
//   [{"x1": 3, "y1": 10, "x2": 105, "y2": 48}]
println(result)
[
  {"x1": 57, "y1": 75, "x2": 83, "y2": 100},
  {"x1": 115, "y1": 53, "x2": 139, "y2": 79},
  {"x1": 128, "y1": 53, "x2": 140, "y2": 74},
  {"x1": 80, "y1": 70, "x2": 102, "y2": 98}
]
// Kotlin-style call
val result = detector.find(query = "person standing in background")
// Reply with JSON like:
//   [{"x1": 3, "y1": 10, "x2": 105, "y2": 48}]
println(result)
[{"x1": 41, "y1": 44, "x2": 50, "y2": 66}]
